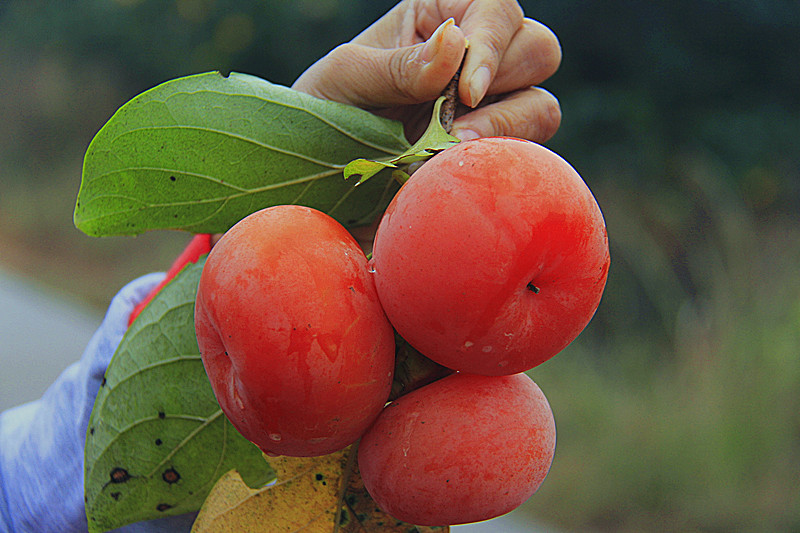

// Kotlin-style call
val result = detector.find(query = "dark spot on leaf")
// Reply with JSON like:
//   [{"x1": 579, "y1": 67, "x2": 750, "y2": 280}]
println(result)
[
  {"x1": 156, "y1": 503, "x2": 172, "y2": 512},
  {"x1": 162, "y1": 468, "x2": 180, "y2": 484},
  {"x1": 169, "y1": 175, "x2": 176, "y2": 182},
  {"x1": 527, "y1": 281, "x2": 540, "y2": 293},
  {"x1": 111, "y1": 492, "x2": 121, "y2": 501},
  {"x1": 315, "y1": 473, "x2": 323, "y2": 480},
  {"x1": 155, "y1": 438, "x2": 163, "y2": 446},
  {"x1": 89, "y1": 427, "x2": 95, "y2": 435},
  {"x1": 158, "y1": 411, "x2": 166, "y2": 419},
  {"x1": 110, "y1": 467, "x2": 131, "y2": 484},
  {"x1": 101, "y1": 376, "x2": 106, "y2": 387}
]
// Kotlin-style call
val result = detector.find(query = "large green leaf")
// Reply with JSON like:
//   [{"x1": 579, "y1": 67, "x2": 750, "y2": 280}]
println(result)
[
  {"x1": 74, "y1": 71, "x2": 410, "y2": 237},
  {"x1": 84, "y1": 260, "x2": 273, "y2": 533}
]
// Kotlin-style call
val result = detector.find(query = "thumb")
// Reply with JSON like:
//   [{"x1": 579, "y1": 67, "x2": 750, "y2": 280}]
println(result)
[{"x1": 293, "y1": 19, "x2": 466, "y2": 109}]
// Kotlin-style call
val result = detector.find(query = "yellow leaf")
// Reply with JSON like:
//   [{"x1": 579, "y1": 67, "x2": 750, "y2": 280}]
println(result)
[
  {"x1": 191, "y1": 445, "x2": 449, "y2": 533},
  {"x1": 191, "y1": 449, "x2": 349, "y2": 533}
]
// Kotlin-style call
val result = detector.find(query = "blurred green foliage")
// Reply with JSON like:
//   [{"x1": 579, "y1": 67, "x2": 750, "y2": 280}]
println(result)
[{"x1": 1, "y1": 1, "x2": 798, "y2": 531}]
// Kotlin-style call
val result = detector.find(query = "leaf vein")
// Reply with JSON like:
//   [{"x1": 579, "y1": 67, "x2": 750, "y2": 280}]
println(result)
[
  {"x1": 146, "y1": 410, "x2": 225, "y2": 479},
  {"x1": 158, "y1": 88, "x2": 408, "y2": 155},
  {"x1": 111, "y1": 125, "x2": 357, "y2": 169}
]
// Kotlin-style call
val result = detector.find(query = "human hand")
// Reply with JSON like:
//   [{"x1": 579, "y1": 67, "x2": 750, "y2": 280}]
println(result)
[{"x1": 292, "y1": 0, "x2": 562, "y2": 143}]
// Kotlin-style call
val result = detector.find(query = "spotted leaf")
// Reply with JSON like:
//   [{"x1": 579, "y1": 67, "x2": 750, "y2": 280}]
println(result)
[{"x1": 84, "y1": 259, "x2": 273, "y2": 533}]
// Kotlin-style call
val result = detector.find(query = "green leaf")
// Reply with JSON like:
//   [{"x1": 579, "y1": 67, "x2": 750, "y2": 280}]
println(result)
[
  {"x1": 84, "y1": 259, "x2": 273, "y2": 533},
  {"x1": 74, "y1": 71, "x2": 410, "y2": 237},
  {"x1": 343, "y1": 96, "x2": 460, "y2": 185}
]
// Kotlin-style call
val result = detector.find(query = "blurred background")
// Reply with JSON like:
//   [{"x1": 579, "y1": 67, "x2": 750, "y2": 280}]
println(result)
[{"x1": 1, "y1": 0, "x2": 798, "y2": 531}]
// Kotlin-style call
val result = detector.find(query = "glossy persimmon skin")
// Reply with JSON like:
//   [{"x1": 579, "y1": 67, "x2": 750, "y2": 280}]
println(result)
[
  {"x1": 194, "y1": 205, "x2": 395, "y2": 457},
  {"x1": 358, "y1": 372, "x2": 556, "y2": 526},
  {"x1": 371, "y1": 137, "x2": 610, "y2": 375}
]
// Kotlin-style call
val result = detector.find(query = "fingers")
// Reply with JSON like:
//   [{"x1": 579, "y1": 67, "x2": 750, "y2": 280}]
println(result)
[
  {"x1": 292, "y1": 19, "x2": 466, "y2": 109},
  {"x1": 490, "y1": 18, "x2": 562, "y2": 96},
  {"x1": 450, "y1": 87, "x2": 562, "y2": 143},
  {"x1": 291, "y1": 0, "x2": 563, "y2": 144},
  {"x1": 455, "y1": 0, "x2": 526, "y2": 107}
]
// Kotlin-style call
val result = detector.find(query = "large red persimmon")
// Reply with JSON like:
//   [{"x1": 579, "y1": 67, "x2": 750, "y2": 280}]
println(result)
[
  {"x1": 358, "y1": 372, "x2": 556, "y2": 526},
  {"x1": 371, "y1": 137, "x2": 610, "y2": 375},
  {"x1": 194, "y1": 205, "x2": 395, "y2": 457}
]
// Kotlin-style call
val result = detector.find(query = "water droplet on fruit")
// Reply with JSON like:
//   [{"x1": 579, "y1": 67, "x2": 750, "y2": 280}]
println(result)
[
  {"x1": 368, "y1": 266, "x2": 376, "y2": 274},
  {"x1": 269, "y1": 433, "x2": 282, "y2": 442},
  {"x1": 458, "y1": 160, "x2": 464, "y2": 167},
  {"x1": 482, "y1": 345, "x2": 493, "y2": 353},
  {"x1": 463, "y1": 341, "x2": 474, "y2": 348}
]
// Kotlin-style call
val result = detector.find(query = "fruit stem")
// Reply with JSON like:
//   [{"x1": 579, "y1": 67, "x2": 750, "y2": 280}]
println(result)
[
  {"x1": 440, "y1": 63, "x2": 462, "y2": 134},
  {"x1": 439, "y1": 40, "x2": 468, "y2": 134}
]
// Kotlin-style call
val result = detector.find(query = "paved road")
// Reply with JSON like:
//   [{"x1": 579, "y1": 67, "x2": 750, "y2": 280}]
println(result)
[
  {"x1": 0, "y1": 267, "x2": 102, "y2": 411},
  {"x1": 0, "y1": 267, "x2": 554, "y2": 532}
]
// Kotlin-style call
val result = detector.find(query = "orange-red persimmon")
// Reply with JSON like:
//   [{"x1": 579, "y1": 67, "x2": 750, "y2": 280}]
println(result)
[
  {"x1": 194, "y1": 205, "x2": 395, "y2": 457},
  {"x1": 371, "y1": 137, "x2": 610, "y2": 375},
  {"x1": 358, "y1": 372, "x2": 556, "y2": 526}
]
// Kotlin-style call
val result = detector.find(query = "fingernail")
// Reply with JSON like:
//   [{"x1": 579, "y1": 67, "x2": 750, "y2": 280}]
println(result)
[
  {"x1": 420, "y1": 18, "x2": 455, "y2": 63},
  {"x1": 468, "y1": 66, "x2": 491, "y2": 108},
  {"x1": 452, "y1": 128, "x2": 481, "y2": 141}
]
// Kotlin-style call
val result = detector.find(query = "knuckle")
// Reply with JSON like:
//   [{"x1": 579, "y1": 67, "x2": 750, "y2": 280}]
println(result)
[
  {"x1": 471, "y1": 0, "x2": 525, "y2": 53},
  {"x1": 388, "y1": 48, "x2": 423, "y2": 102},
  {"x1": 486, "y1": 107, "x2": 519, "y2": 138}
]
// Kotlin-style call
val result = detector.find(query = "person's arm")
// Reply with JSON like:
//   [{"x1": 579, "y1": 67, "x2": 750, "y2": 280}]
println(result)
[{"x1": 0, "y1": 273, "x2": 196, "y2": 533}]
